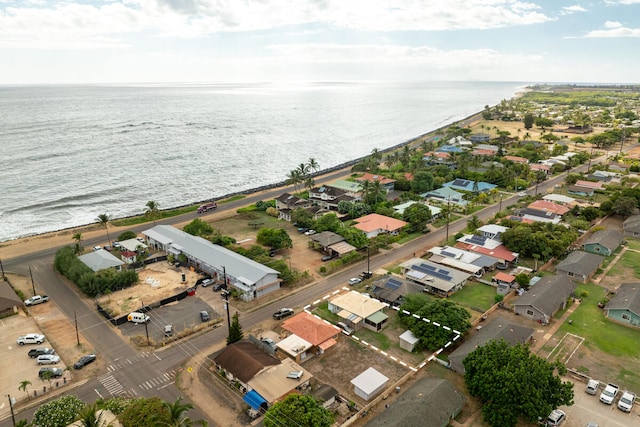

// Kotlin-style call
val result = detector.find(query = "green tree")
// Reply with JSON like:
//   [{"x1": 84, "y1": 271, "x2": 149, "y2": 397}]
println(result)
[
  {"x1": 314, "y1": 213, "x2": 343, "y2": 233},
  {"x1": 341, "y1": 227, "x2": 369, "y2": 249},
  {"x1": 467, "y1": 215, "x2": 483, "y2": 232},
  {"x1": 399, "y1": 296, "x2": 471, "y2": 351},
  {"x1": 264, "y1": 394, "x2": 333, "y2": 427},
  {"x1": 411, "y1": 171, "x2": 435, "y2": 194},
  {"x1": 291, "y1": 208, "x2": 314, "y2": 229},
  {"x1": 75, "y1": 403, "x2": 104, "y2": 427},
  {"x1": 535, "y1": 117, "x2": 554, "y2": 130},
  {"x1": 145, "y1": 200, "x2": 160, "y2": 226},
  {"x1": 613, "y1": 196, "x2": 637, "y2": 217},
  {"x1": 183, "y1": 219, "x2": 213, "y2": 238},
  {"x1": 523, "y1": 113, "x2": 534, "y2": 130},
  {"x1": 463, "y1": 340, "x2": 574, "y2": 427},
  {"x1": 402, "y1": 203, "x2": 432, "y2": 233},
  {"x1": 515, "y1": 273, "x2": 530, "y2": 288},
  {"x1": 96, "y1": 213, "x2": 112, "y2": 246},
  {"x1": 119, "y1": 397, "x2": 167, "y2": 427},
  {"x1": 72, "y1": 233, "x2": 84, "y2": 255},
  {"x1": 33, "y1": 395, "x2": 86, "y2": 427},
  {"x1": 18, "y1": 379, "x2": 31, "y2": 398},
  {"x1": 227, "y1": 312, "x2": 244, "y2": 345},
  {"x1": 256, "y1": 228, "x2": 293, "y2": 250},
  {"x1": 118, "y1": 231, "x2": 137, "y2": 241},
  {"x1": 156, "y1": 397, "x2": 207, "y2": 427}
]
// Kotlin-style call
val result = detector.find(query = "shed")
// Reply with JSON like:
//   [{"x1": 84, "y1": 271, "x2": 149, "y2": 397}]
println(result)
[
  {"x1": 399, "y1": 330, "x2": 419, "y2": 352},
  {"x1": 351, "y1": 367, "x2": 389, "y2": 401},
  {"x1": 312, "y1": 384, "x2": 339, "y2": 409}
]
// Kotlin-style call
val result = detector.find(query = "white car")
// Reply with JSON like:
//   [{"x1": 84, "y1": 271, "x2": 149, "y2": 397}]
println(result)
[
  {"x1": 304, "y1": 229, "x2": 317, "y2": 236},
  {"x1": 348, "y1": 277, "x2": 362, "y2": 286},
  {"x1": 518, "y1": 192, "x2": 527, "y2": 197},
  {"x1": 17, "y1": 334, "x2": 46, "y2": 345},
  {"x1": 546, "y1": 409, "x2": 566, "y2": 426},
  {"x1": 599, "y1": 383, "x2": 619, "y2": 404},
  {"x1": 37, "y1": 354, "x2": 60, "y2": 365},
  {"x1": 618, "y1": 391, "x2": 635, "y2": 412}
]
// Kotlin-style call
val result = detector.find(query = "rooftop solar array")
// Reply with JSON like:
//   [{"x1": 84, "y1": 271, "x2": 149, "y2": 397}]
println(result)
[
  {"x1": 441, "y1": 250, "x2": 456, "y2": 258},
  {"x1": 452, "y1": 179, "x2": 470, "y2": 187},
  {"x1": 385, "y1": 278, "x2": 402, "y2": 291},
  {"x1": 412, "y1": 263, "x2": 452, "y2": 281},
  {"x1": 467, "y1": 235, "x2": 487, "y2": 245}
]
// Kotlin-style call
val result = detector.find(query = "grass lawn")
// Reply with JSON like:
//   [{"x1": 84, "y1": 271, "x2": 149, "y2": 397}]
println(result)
[
  {"x1": 606, "y1": 249, "x2": 640, "y2": 277},
  {"x1": 449, "y1": 282, "x2": 496, "y2": 312},
  {"x1": 396, "y1": 231, "x2": 429, "y2": 244},
  {"x1": 312, "y1": 301, "x2": 340, "y2": 324},
  {"x1": 355, "y1": 328, "x2": 391, "y2": 350},
  {"x1": 599, "y1": 246, "x2": 623, "y2": 270},
  {"x1": 625, "y1": 238, "x2": 640, "y2": 251}
]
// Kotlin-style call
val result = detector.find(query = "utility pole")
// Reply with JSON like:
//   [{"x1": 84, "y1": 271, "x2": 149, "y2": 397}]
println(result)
[
  {"x1": 7, "y1": 395, "x2": 16, "y2": 427},
  {"x1": 74, "y1": 310, "x2": 80, "y2": 346},
  {"x1": 445, "y1": 196, "x2": 451, "y2": 242},
  {"x1": 221, "y1": 290, "x2": 232, "y2": 336},
  {"x1": 29, "y1": 266, "x2": 36, "y2": 296},
  {"x1": 141, "y1": 300, "x2": 150, "y2": 346},
  {"x1": 0, "y1": 258, "x2": 5, "y2": 279},
  {"x1": 366, "y1": 246, "x2": 371, "y2": 273},
  {"x1": 499, "y1": 193, "x2": 503, "y2": 212}
]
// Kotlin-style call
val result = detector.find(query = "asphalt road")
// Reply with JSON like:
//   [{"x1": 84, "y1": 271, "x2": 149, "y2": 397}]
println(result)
[{"x1": 0, "y1": 154, "x2": 608, "y2": 427}]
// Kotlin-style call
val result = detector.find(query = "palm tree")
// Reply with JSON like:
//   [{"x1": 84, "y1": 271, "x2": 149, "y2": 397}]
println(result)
[
  {"x1": 307, "y1": 157, "x2": 320, "y2": 174},
  {"x1": 76, "y1": 403, "x2": 104, "y2": 427},
  {"x1": 157, "y1": 397, "x2": 207, "y2": 427},
  {"x1": 286, "y1": 169, "x2": 302, "y2": 194},
  {"x1": 96, "y1": 213, "x2": 112, "y2": 246},
  {"x1": 19, "y1": 380, "x2": 31, "y2": 398},
  {"x1": 145, "y1": 200, "x2": 160, "y2": 226},
  {"x1": 72, "y1": 233, "x2": 84, "y2": 255}
]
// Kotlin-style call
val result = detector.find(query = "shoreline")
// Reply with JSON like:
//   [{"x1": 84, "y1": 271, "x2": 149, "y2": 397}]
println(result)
[{"x1": 0, "y1": 109, "x2": 485, "y2": 259}]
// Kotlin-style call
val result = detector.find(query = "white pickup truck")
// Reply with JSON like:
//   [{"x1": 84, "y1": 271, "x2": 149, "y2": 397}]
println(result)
[
  {"x1": 17, "y1": 334, "x2": 46, "y2": 345},
  {"x1": 24, "y1": 295, "x2": 49, "y2": 306}
]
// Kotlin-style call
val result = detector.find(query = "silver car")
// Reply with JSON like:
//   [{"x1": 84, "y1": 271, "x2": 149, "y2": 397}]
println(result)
[{"x1": 37, "y1": 354, "x2": 60, "y2": 365}]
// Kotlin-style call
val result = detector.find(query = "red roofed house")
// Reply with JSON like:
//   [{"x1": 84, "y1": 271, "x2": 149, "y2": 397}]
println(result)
[
  {"x1": 355, "y1": 173, "x2": 396, "y2": 192},
  {"x1": 575, "y1": 180, "x2": 604, "y2": 190},
  {"x1": 492, "y1": 272, "x2": 517, "y2": 295},
  {"x1": 527, "y1": 200, "x2": 570, "y2": 216},
  {"x1": 455, "y1": 234, "x2": 519, "y2": 268},
  {"x1": 530, "y1": 164, "x2": 551, "y2": 174},
  {"x1": 281, "y1": 312, "x2": 340, "y2": 362},
  {"x1": 120, "y1": 250, "x2": 137, "y2": 264},
  {"x1": 353, "y1": 214, "x2": 408, "y2": 238},
  {"x1": 504, "y1": 156, "x2": 529, "y2": 164}
]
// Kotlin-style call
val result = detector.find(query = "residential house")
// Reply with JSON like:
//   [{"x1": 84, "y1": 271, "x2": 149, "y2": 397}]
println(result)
[
  {"x1": 328, "y1": 291, "x2": 388, "y2": 332},
  {"x1": 365, "y1": 377, "x2": 466, "y2": 427},
  {"x1": 590, "y1": 170, "x2": 621, "y2": 183},
  {"x1": 555, "y1": 251, "x2": 603, "y2": 283},
  {"x1": 214, "y1": 340, "x2": 312, "y2": 410},
  {"x1": 567, "y1": 185, "x2": 594, "y2": 197},
  {"x1": 455, "y1": 234, "x2": 519, "y2": 268},
  {"x1": 355, "y1": 173, "x2": 396, "y2": 193},
  {"x1": 512, "y1": 275, "x2": 577, "y2": 323},
  {"x1": 399, "y1": 258, "x2": 470, "y2": 296},
  {"x1": 469, "y1": 133, "x2": 491, "y2": 143},
  {"x1": 623, "y1": 215, "x2": 640, "y2": 237},
  {"x1": 530, "y1": 163, "x2": 551, "y2": 175},
  {"x1": 609, "y1": 163, "x2": 630, "y2": 173},
  {"x1": 583, "y1": 229, "x2": 623, "y2": 257},
  {"x1": 477, "y1": 224, "x2": 508, "y2": 241},
  {"x1": 275, "y1": 193, "x2": 312, "y2": 221},
  {"x1": 353, "y1": 213, "x2": 408, "y2": 238},
  {"x1": 435, "y1": 144, "x2": 464, "y2": 153},
  {"x1": 422, "y1": 187, "x2": 468, "y2": 207},
  {"x1": 543, "y1": 194, "x2": 575, "y2": 205},
  {"x1": 369, "y1": 276, "x2": 424, "y2": 307},
  {"x1": 0, "y1": 280, "x2": 22, "y2": 317},
  {"x1": 351, "y1": 367, "x2": 389, "y2": 401},
  {"x1": 428, "y1": 246, "x2": 500, "y2": 276},
  {"x1": 308, "y1": 186, "x2": 356, "y2": 210},
  {"x1": 504, "y1": 155, "x2": 529, "y2": 164},
  {"x1": 448, "y1": 135, "x2": 473, "y2": 147},
  {"x1": 119, "y1": 250, "x2": 137, "y2": 265},
  {"x1": 392, "y1": 201, "x2": 441, "y2": 218},
  {"x1": 473, "y1": 143, "x2": 499, "y2": 154},
  {"x1": 424, "y1": 151, "x2": 456, "y2": 168},
  {"x1": 443, "y1": 179, "x2": 497, "y2": 194},
  {"x1": 118, "y1": 238, "x2": 148, "y2": 253},
  {"x1": 492, "y1": 272, "x2": 516, "y2": 286},
  {"x1": 312, "y1": 384, "x2": 340, "y2": 409},
  {"x1": 448, "y1": 316, "x2": 534, "y2": 373},
  {"x1": 574, "y1": 180, "x2": 604, "y2": 191},
  {"x1": 78, "y1": 250, "x2": 125, "y2": 272},
  {"x1": 143, "y1": 225, "x2": 280, "y2": 301},
  {"x1": 309, "y1": 231, "x2": 356, "y2": 259},
  {"x1": 527, "y1": 200, "x2": 570, "y2": 216},
  {"x1": 512, "y1": 207, "x2": 562, "y2": 224},
  {"x1": 326, "y1": 179, "x2": 363, "y2": 197},
  {"x1": 281, "y1": 312, "x2": 340, "y2": 360},
  {"x1": 605, "y1": 283, "x2": 640, "y2": 328}
]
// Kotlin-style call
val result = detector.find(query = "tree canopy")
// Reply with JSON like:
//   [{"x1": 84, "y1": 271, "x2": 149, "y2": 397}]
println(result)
[
  {"x1": 463, "y1": 340, "x2": 574, "y2": 427},
  {"x1": 33, "y1": 395, "x2": 86, "y2": 427},
  {"x1": 399, "y1": 294, "x2": 471, "y2": 351},
  {"x1": 256, "y1": 227, "x2": 293, "y2": 249},
  {"x1": 263, "y1": 394, "x2": 334, "y2": 427},
  {"x1": 402, "y1": 203, "x2": 432, "y2": 233},
  {"x1": 227, "y1": 312, "x2": 244, "y2": 345},
  {"x1": 183, "y1": 219, "x2": 214, "y2": 238}
]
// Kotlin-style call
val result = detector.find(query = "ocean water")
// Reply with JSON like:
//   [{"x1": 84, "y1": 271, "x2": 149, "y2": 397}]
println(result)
[{"x1": 0, "y1": 81, "x2": 523, "y2": 242}]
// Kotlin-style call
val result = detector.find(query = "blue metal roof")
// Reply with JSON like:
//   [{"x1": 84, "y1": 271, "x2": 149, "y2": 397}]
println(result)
[{"x1": 243, "y1": 390, "x2": 267, "y2": 410}]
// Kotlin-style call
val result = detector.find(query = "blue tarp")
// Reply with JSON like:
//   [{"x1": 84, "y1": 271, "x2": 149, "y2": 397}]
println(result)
[{"x1": 243, "y1": 390, "x2": 267, "y2": 410}]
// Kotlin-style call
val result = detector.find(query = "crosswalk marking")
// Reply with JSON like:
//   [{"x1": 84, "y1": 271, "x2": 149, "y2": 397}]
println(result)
[
  {"x1": 137, "y1": 370, "x2": 176, "y2": 390},
  {"x1": 106, "y1": 352, "x2": 159, "y2": 372},
  {"x1": 99, "y1": 374, "x2": 124, "y2": 396}
]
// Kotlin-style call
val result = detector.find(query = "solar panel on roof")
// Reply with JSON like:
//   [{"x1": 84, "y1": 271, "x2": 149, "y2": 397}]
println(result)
[
  {"x1": 385, "y1": 278, "x2": 402, "y2": 291},
  {"x1": 430, "y1": 270, "x2": 452, "y2": 281},
  {"x1": 441, "y1": 250, "x2": 456, "y2": 258},
  {"x1": 422, "y1": 264, "x2": 437, "y2": 270},
  {"x1": 412, "y1": 265, "x2": 431, "y2": 274},
  {"x1": 437, "y1": 269, "x2": 450, "y2": 275}
]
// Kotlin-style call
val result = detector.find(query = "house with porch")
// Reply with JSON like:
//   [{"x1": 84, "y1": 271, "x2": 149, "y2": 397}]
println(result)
[
  {"x1": 583, "y1": 229, "x2": 623, "y2": 257},
  {"x1": 326, "y1": 179, "x2": 363, "y2": 197},
  {"x1": 567, "y1": 185, "x2": 594, "y2": 197},
  {"x1": 369, "y1": 276, "x2": 423, "y2": 307},
  {"x1": 328, "y1": 291, "x2": 388, "y2": 332},
  {"x1": 399, "y1": 258, "x2": 470, "y2": 296},
  {"x1": 392, "y1": 201, "x2": 441, "y2": 219},
  {"x1": 512, "y1": 275, "x2": 576, "y2": 323},
  {"x1": 443, "y1": 179, "x2": 497, "y2": 194},
  {"x1": 477, "y1": 224, "x2": 508, "y2": 241},
  {"x1": 427, "y1": 246, "x2": 500, "y2": 276},
  {"x1": 275, "y1": 193, "x2": 312, "y2": 221},
  {"x1": 455, "y1": 234, "x2": 519, "y2": 269},
  {"x1": 422, "y1": 187, "x2": 468, "y2": 207},
  {"x1": 605, "y1": 283, "x2": 640, "y2": 328},
  {"x1": 424, "y1": 151, "x2": 456, "y2": 168},
  {"x1": 308, "y1": 186, "x2": 357, "y2": 210},
  {"x1": 469, "y1": 133, "x2": 491, "y2": 143},
  {"x1": 555, "y1": 251, "x2": 603, "y2": 283}
]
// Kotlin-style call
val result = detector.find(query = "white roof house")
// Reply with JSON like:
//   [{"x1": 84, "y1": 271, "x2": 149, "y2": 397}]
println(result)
[
  {"x1": 392, "y1": 201, "x2": 442, "y2": 217},
  {"x1": 143, "y1": 225, "x2": 280, "y2": 301},
  {"x1": 543, "y1": 194, "x2": 576, "y2": 205},
  {"x1": 351, "y1": 367, "x2": 389, "y2": 401},
  {"x1": 118, "y1": 238, "x2": 148, "y2": 252},
  {"x1": 477, "y1": 224, "x2": 508, "y2": 241},
  {"x1": 398, "y1": 258, "x2": 470, "y2": 296},
  {"x1": 78, "y1": 250, "x2": 125, "y2": 272}
]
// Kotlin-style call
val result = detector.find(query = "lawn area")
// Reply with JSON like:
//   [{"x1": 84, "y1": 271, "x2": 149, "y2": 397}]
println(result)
[
  {"x1": 448, "y1": 282, "x2": 496, "y2": 313},
  {"x1": 599, "y1": 245, "x2": 623, "y2": 270},
  {"x1": 625, "y1": 237, "x2": 640, "y2": 251},
  {"x1": 605, "y1": 249, "x2": 640, "y2": 277},
  {"x1": 540, "y1": 282, "x2": 640, "y2": 392},
  {"x1": 312, "y1": 301, "x2": 340, "y2": 324}
]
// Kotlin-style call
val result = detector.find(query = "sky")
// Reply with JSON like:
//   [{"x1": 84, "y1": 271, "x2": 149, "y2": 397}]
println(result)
[{"x1": 1, "y1": 0, "x2": 639, "y2": 84}]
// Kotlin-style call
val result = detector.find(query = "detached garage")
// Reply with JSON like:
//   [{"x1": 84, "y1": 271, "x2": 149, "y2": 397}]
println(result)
[{"x1": 350, "y1": 367, "x2": 389, "y2": 401}]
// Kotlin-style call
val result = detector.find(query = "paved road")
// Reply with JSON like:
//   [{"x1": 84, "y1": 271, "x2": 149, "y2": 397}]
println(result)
[{"x1": 0, "y1": 153, "x2": 609, "y2": 426}]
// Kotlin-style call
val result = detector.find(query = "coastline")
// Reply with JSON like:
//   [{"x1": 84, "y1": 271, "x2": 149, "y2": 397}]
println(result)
[{"x1": 0, "y1": 110, "x2": 483, "y2": 260}]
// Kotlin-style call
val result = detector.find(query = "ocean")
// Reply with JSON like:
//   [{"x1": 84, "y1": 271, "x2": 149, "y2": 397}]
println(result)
[{"x1": 0, "y1": 81, "x2": 524, "y2": 242}]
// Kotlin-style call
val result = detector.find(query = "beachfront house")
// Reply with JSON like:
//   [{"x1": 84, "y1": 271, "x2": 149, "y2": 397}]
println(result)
[{"x1": 78, "y1": 250, "x2": 125, "y2": 272}]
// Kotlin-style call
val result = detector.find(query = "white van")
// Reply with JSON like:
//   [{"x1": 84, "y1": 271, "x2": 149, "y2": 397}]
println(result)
[{"x1": 127, "y1": 312, "x2": 150, "y2": 324}]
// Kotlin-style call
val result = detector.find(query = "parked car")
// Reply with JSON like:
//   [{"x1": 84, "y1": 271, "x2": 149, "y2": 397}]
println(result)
[
  {"x1": 164, "y1": 325, "x2": 174, "y2": 337},
  {"x1": 261, "y1": 338, "x2": 277, "y2": 350},
  {"x1": 17, "y1": 334, "x2": 46, "y2": 345},
  {"x1": 586, "y1": 379, "x2": 600, "y2": 395},
  {"x1": 24, "y1": 295, "x2": 49, "y2": 306},
  {"x1": 617, "y1": 391, "x2": 635, "y2": 412},
  {"x1": 546, "y1": 409, "x2": 566, "y2": 426},
  {"x1": 304, "y1": 229, "x2": 317, "y2": 236},
  {"x1": 73, "y1": 354, "x2": 97, "y2": 370},
  {"x1": 321, "y1": 255, "x2": 333, "y2": 262},
  {"x1": 272, "y1": 308, "x2": 294, "y2": 320},
  {"x1": 28, "y1": 348, "x2": 55, "y2": 358},
  {"x1": 348, "y1": 277, "x2": 362, "y2": 286},
  {"x1": 39, "y1": 367, "x2": 63, "y2": 379},
  {"x1": 336, "y1": 322, "x2": 354, "y2": 336},
  {"x1": 37, "y1": 354, "x2": 60, "y2": 365},
  {"x1": 213, "y1": 282, "x2": 227, "y2": 291},
  {"x1": 359, "y1": 271, "x2": 373, "y2": 279},
  {"x1": 93, "y1": 246, "x2": 102, "y2": 251},
  {"x1": 200, "y1": 279, "x2": 214, "y2": 287},
  {"x1": 200, "y1": 311, "x2": 210, "y2": 322},
  {"x1": 599, "y1": 383, "x2": 619, "y2": 404}
]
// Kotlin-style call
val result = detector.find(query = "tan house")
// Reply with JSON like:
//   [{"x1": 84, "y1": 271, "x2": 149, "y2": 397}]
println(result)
[
  {"x1": 353, "y1": 213, "x2": 408, "y2": 238},
  {"x1": 328, "y1": 292, "x2": 388, "y2": 332}
]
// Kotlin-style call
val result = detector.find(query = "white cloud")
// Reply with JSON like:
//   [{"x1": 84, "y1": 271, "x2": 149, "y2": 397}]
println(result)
[
  {"x1": 560, "y1": 5, "x2": 587, "y2": 14},
  {"x1": 604, "y1": 21, "x2": 623, "y2": 28},
  {"x1": 0, "y1": 0, "x2": 555, "y2": 49},
  {"x1": 583, "y1": 26, "x2": 640, "y2": 37}
]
